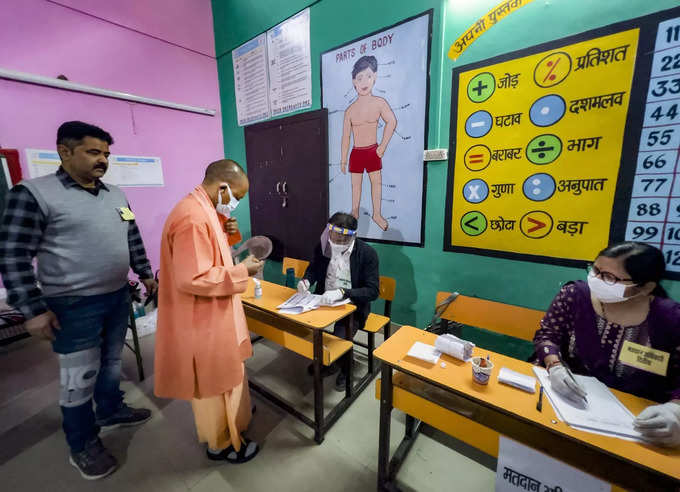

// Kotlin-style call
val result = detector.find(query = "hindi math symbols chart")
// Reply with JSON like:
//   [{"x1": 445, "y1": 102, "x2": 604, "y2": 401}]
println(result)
[{"x1": 446, "y1": 28, "x2": 638, "y2": 262}]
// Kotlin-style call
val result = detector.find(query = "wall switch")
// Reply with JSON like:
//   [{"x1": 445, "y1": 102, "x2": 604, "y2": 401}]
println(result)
[{"x1": 423, "y1": 149, "x2": 448, "y2": 161}]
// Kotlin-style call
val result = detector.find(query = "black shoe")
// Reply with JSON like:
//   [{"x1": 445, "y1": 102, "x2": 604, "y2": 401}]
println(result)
[
  {"x1": 97, "y1": 405, "x2": 151, "y2": 431},
  {"x1": 69, "y1": 438, "x2": 118, "y2": 480},
  {"x1": 206, "y1": 438, "x2": 260, "y2": 464},
  {"x1": 307, "y1": 363, "x2": 339, "y2": 377},
  {"x1": 334, "y1": 372, "x2": 347, "y2": 392}
]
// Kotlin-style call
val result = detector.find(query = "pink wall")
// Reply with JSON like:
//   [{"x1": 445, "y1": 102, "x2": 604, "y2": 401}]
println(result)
[{"x1": 0, "y1": 0, "x2": 223, "y2": 276}]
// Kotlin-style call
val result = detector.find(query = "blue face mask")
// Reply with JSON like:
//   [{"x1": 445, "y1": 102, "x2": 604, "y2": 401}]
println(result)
[{"x1": 216, "y1": 183, "x2": 239, "y2": 217}]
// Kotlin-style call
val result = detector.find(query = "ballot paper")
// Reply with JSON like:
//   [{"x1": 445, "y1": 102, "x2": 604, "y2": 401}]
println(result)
[
  {"x1": 533, "y1": 367, "x2": 643, "y2": 441},
  {"x1": 277, "y1": 292, "x2": 349, "y2": 315},
  {"x1": 406, "y1": 342, "x2": 441, "y2": 364},
  {"x1": 498, "y1": 367, "x2": 536, "y2": 393}
]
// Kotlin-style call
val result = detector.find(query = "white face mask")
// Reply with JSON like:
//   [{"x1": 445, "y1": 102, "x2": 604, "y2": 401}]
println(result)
[
  {"x1": 329, "y1": 239, "x2": 351, "y2": 256},
  {"x1": 587, "y1": 272, "x2": 636, "y2": 303},
  {"x1": 216, "y1": 183, "x2": 239, "y2": 217}
]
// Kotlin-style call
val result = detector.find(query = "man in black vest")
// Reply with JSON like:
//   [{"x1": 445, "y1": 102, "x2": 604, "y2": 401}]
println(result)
[{"x1": 298, "y1": 212, "x2": 379, "y2": 390}]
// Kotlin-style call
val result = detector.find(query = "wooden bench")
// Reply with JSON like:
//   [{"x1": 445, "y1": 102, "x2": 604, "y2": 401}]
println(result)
[
  {"x1": 282, "y1": 256, "x2": 310, "y2": 280},
  {"x1": 434, "y1": 291, "x2": 543, "y2": 343},
  {"x1": 355, "y1": 276, "x2": 394, "y2": 375},
  {"x1": 247, "y1": 317, "x2": 352, "y2": 366}
]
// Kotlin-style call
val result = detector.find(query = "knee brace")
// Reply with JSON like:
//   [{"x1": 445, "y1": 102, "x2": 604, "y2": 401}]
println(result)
[{"x1": 58, "y1": 347, "x2": 100, "y2": 408}]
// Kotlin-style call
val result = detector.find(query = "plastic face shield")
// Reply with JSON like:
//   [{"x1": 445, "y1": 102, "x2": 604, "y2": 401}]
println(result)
[{"x1": 321, "y1": 223, "x2": 356, "y2": 257}]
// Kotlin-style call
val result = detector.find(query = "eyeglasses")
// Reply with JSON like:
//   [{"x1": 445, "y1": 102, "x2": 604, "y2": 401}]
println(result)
[{"x1": 586, "y1": 264, "x2": 634, "y2": 285}]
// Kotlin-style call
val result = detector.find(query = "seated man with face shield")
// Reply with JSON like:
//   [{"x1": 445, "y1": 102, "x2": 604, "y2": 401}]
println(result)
[{"x1": 298, "y1": 212, "x2": 379, "y2": 391}]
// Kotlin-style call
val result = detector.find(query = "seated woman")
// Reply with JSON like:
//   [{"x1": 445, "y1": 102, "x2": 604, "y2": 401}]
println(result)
[{"x1": 534, "y1": 242, "x2": 680, "y2": 447}]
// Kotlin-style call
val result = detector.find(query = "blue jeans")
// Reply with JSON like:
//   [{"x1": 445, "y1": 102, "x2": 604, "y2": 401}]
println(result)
[{"x1": 47, "y1": 285, "x2": 130, "y2": 453}]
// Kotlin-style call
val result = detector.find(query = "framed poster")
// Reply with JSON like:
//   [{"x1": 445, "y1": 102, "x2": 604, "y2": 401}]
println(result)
[
  {"x1": 321, "y1": 11, "x2": 433, "y2": 246},
  {"x1": 444, "y1": 6, "x2": 680, "y2": 278}
]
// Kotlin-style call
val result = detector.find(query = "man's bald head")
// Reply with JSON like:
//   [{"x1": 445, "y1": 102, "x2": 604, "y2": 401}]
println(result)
[{"x1": 202, "y1": 159, "x2": 247, "y2": 186}]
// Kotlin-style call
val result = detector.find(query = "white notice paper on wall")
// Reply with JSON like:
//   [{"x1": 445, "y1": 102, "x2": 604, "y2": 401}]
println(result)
[
  {"x1": 26, "y1": 149, "x2": 61, "y2": 178},
  {"x1": 496, "y1": 437, "x2": 610, "y2": 492},
  {"x1": 233, "y1": 33, "x2": 270, "y2": 126},
  {"x1": 103, "y1": 155, "x2": 164, "y2": 187},
  {"x1": 26, "y1": 149, "x2": 163, "y2": 187},
  {"x1": 267, "y1": 8, "x2": 312, "y2": 117}
]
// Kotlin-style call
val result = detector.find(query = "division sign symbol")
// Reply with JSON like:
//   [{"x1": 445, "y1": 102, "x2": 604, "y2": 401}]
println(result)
[
  {"x1": 526, "y1": 134, "x2": 562, "y2": 165},
  {"x1": 533, "y1": 140, "x2": 553, "y2": 159}
]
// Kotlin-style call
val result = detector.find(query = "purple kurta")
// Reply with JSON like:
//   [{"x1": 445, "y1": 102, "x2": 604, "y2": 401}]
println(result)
[{"x1": 534, "y1": 281, "x2": 680, "y2": 402}]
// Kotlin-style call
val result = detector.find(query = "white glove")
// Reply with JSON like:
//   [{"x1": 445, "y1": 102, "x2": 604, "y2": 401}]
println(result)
[
  {"x1": 548, "y1": 363, "x2": 588, "y2": 404},
  {"x1": 634, "y1": 402, "x2": 680, "y2": 447},
  {"x1": 297, "y1": 279, "x2": 310, "y2": 294},
  {"x1": 321, "y1": 289, "x2": 343, "y2": 305}
]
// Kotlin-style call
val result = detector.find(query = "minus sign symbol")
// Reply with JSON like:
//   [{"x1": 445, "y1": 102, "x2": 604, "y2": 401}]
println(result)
[{"x1": 471, "y1": 121, "x2": 485, "y2": 128}]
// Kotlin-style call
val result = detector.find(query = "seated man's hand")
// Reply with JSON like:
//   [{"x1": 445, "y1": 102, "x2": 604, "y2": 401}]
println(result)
[
  {"x1": 321, "y1": 289, "x2": 343, "y2": 305},
  {"x1": 297, "y1": 279, "x2": 310, "y2": 294},
  {"x1": 548, "y1": 363, "x2": 588, "y2": 404},
  {"x1": 25, "y1": 310, "x2": 61, "y2": 341},
  {"x1": 634, "y1": 402, "x2": 680, "y2": 447}
]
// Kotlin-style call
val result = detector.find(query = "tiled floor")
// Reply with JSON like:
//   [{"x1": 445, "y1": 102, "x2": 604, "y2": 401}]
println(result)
[{"x1": 0, "y1": 329, "x2": 495, "y2": 491}]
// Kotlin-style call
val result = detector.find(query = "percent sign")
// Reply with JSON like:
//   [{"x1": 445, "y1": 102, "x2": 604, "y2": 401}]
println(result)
[{"x1": 534, "y1": 51, "x2": 571, "y2": 88}]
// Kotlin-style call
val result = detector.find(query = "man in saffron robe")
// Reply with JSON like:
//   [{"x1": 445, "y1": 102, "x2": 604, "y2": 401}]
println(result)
[{"x1": 154, "y1": 159, "x2": 263, "y2": 463}]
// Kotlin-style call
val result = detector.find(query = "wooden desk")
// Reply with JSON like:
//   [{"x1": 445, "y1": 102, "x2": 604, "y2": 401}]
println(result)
[
  {"x1": 374, "y1": 326, "x2": 680, "y2": 491},
  {"x1": 241, "y1": 279, "x2": 372, "y2": 444}
]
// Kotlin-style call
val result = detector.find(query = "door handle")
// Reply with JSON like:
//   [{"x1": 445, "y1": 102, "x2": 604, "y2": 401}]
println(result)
[
  {"x1": 275, "y1": 181, "x2": 281, "y2": 194},
  {"x1": 282, "y1": 181, "x2": 288, "y2": 193}
]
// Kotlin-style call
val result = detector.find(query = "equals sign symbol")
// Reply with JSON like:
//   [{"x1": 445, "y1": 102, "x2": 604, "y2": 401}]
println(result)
[{"x1": 468, "y1": 154, "x2": 484, "y2": 164}]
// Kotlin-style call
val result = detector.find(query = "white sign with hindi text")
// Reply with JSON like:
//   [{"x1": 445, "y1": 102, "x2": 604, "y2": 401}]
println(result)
[
  {"x1": 496, "y1": 437, "x2": 610, "y2": 492},
  {"x1": 25, "y1": 149, "x2": 164, "y2": 187}
]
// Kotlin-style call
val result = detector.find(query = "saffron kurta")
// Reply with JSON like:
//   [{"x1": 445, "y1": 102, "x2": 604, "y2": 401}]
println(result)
[{"x1": 154, "y1": 186, "x2": 252, "y2": 401}]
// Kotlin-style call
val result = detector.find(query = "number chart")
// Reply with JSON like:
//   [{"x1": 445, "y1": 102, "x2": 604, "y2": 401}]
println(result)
[
  {"x1": 444, "y1": 7, "x2": 680, "y2": 277},
  {"x1": 624, "y1": 15, "x2": 680, "y2": 274}
]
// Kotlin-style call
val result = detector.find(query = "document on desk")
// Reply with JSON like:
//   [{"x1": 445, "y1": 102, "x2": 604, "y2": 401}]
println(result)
[
  {"x1": 533, "y1": 367, "x2": 642, "y2": 441},
  {"x1": 277, "y1": 292, "x2": 349, "y2": 314}
]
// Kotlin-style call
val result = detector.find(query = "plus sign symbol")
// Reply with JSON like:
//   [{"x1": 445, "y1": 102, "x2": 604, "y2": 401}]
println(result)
[{"x1": 467, "y1": 72, "x2": 495, "y2": 103}]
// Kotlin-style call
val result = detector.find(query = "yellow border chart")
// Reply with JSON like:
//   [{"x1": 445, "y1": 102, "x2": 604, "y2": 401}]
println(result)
[{"x1": 446, "y1": 28, "x2": 639, "y2": 262}]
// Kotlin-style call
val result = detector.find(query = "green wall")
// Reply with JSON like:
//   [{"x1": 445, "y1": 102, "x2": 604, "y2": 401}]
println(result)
[{"x1": 212, "y1": 0, "x2": 680, "y2": 331}]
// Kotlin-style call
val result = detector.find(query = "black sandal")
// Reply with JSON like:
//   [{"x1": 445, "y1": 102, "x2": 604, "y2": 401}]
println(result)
[{"x1": 206, "y1": 438, "x2": 259, "y2": 464}]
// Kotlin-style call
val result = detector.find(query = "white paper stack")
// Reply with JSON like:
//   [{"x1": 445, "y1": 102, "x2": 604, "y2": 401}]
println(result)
[
  {"x1": 276, "y1": 292, "x2": 350, "y2": 315},
  {"x1": 533, "y1": 367, "x2": 642, "y2": 441},
  {"x1": 498, "y1": 367, "x2": 537, "y2": 393},
  {"x1": 434, "y1": 334, "x2": 474, "y2": 361},
  {"x1": 406, "y1": 342, "x2": 441, "y2": 364}
]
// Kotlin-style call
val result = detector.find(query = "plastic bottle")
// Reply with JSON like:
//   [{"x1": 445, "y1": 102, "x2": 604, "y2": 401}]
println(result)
[
  {"x1": 285, "y1": 267, "x2": 295, "y2": 288},
  {"x1": 253, "y1": 278, "x2": 263, "y2": 299},
  {"x1": 132, "y1": 301, "x2": 145, "y2": 319}
]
